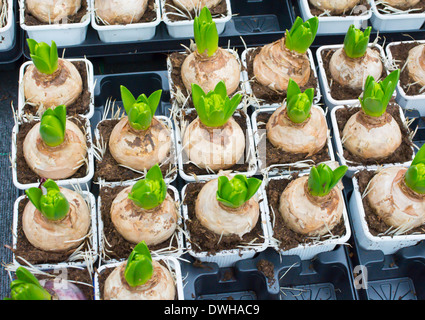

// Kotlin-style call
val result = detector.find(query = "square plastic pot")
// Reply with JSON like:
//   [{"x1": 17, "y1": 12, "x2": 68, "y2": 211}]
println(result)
[
  {"x1": 11, "y1": 115, "x2": 95, "y2": 191},
  {"x1": 298, "y1": 0, "x2": 372, "y2": 35},
  {"x1": 251, "y1": 105, "x2": 335, "y2": 176},
  {"x1": 330, "y1": 104, "x2": 415, "y2": 177},
  {"x1": 263, "y1": 173, "x2": 352, "y2": 261},
  {"x1": 12, "y1": 190, "x2": 98, "y2": 269},
  {"x1": 0, "y1": 0, "x2": 16, "y2": 51},
  {"x1": 94, "y1": 116, "x2": 178, "y2": 185},
  {"x1": 18, "y1": 58, "x2": 95, "y2": 119},
  {"x1": 241, "y1": 47, "x2": 321, "y2": 108},
  {"x1": 386, "y1": 40, "x2": 425, "y2": 116},
  {"x1": 181, "y1": 181, "x2": 269, "y2": 268},
  {"x1": 90, "y1": 0, "x2": 161, "y2": 43},
  {"x1": 161, "y1": 0, "x2": 232, "y2": 38},
  {"x1": 174, "y1": 107, "x2": 258, "y2": 182},
  {"x1": 350, "y1": 170, "x2": 425, "y2": 255},
  {"x1": 97, "y1": 182, "x2": 184, "y2": 265},
  {"x1": 19, "y1": 0, "x2": 91, "y2": 46},
  {"x1": 370, "y1": 0, "x2": 425, "y2": 32},
  {"x1": 94, "y1": 256, "x2": 185, "y2": 300},
  {"x1": 316, "y1": 43, "x2": 387, "y2": 111}
]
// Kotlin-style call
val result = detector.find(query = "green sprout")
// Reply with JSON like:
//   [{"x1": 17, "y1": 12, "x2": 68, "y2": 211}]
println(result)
[
  {"x1": 285, "y1": 16, "x2": 319, "y2": 54},
  {"x1": 359, "y1": 69, "x2": 400, "y2": 118},
  {"x1": 405, "y1": 145, "x2": 425, "y2": 194},
  {"x1": 191, "y1": 81, "x2": 242, "y2": 128},
  {"x1": 120, "y1": 86, "x2": 162, "y2": 131},
  {"x1": 193, "y1": 6, "x2": 219, "y2": 57},
  {"x1": 286, "y1": 78, "x2": 314, "y2": 124},
  {"x1": 39, "y1": 105, "x2": 66, "y2": 147},
  {"x1": 216, "y1": 175, "x2": 262, "y2": 209},
  {"x1": 4, "y1": 267, "x2": 51, "y2": 300},
  {"x1": 25, "y1": 179, "x2": 70, "y2": 221},
  {"x1": 27, "y1": 39, "x2": 59, "y2": 75},
  {"x1": 124, "y1": 241, "x2": 154, "y2": 287},
  {"x1": 308, "y1": 163, "x2": 348, "y2": 197},
  {"x1": 343, "y1": 25, "x2": 372, "y2": 59},
  {"x1": 128, "y1": 164, "x2": 167, "y2": 210}
]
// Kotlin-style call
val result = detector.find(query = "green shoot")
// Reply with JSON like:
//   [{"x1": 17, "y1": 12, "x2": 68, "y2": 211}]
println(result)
[
  {"x1": 308, "y1": 163, "x2": 348, "y2": 197},
  {"x1": 343, "y1": 25, "x2": 372, "y2": 59},
  {"x1": 193, "y1": 6, "x2": 219, "y2": 57},
  {"x1": 285, "y1": 16, "x2": 319, "y2": 54},
  {"x1": 39, "y1": 105, "x2": 66, "y2": 147},
  {"x1": 286, "y1": 78, "x2": 314, "y2": 124},
  {"x1": 27, "y1": 39, "x2": 59, "y2": 75},
  {"x1": 216, "y1": 175, "x2": 262, "y2": 209},
  {"x1": 405, "y1": 144, "x2": 425, "y2": 194},
  {"x1": 4, "y1": 267, "x2": 51, "y2": 300},
  {"x1": 124, "y1": 241, "x2": 153, "y2": 287}
]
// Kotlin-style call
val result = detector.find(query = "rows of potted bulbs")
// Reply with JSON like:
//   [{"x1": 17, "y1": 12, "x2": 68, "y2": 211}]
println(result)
[{"x1": 18, "y1": 0, "x2": 233, "y2": 46}]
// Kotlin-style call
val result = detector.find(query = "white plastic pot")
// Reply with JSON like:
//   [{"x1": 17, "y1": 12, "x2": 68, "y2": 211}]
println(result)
[
  {"x1": 241, "y1": 47, "x2": 322, "y2": 108},
  {"x1": 370, "y1": 0, "x2": 425, "y2": 32},
  {"x1": 18, "y1": 58, "x2": 95, "y2": 119},
  {"x1": 350, "y1": 170, "x2": 425, "y2": 254},
  {"x1": 316, "y1": 43, "x2": 387, "y2": 111},
  {"x1": 251, "y1": 105, "x2": 335, "y2": 176},
  {"x1": 90, "y1": 0, "x2": 161, "y2": 43},
  {"x1": 166, "y1": 48, "x2": 244, "y2": 109},
  {"x1": 94, "y1": 116, "x2": 178, "y2": 185},
  {"x1": 12, "y1": 190, "x2": 98, "y2": 269},
  {"x1": 386, "y1": 40, "x2": 425, "y2": 116},
  {"x1": 264, "y1": 172, "x2": 351, "y2": 260},
  {"x1": 330, "y1": 104, "x2": 415, "y2": 177},
  {"x1": 161, "y1": 0, "x2": 232, "y2": 38},
  {"x1": 174, "y1": 107, "x2": 258, "y2": 183},
  {"x1": 11, "y1": 115, "x2": 95, "y2": 191},
  {"x1": 97, "y1": 182, "x2": 184, "y2": 265},
  {"x1": 19, "y1": 0, "x2": 91, "y2": 46},
  {"x1": 298, "y1": 0, "x2": 372, "y2": 35},
  {"x1": 0, "y1": 0, "x2": 16, "y2": 51},
  {"x1": 181, "y1": 182, "x2": 269, "y2": 268},
  {"x1": 94, "y1": 256, "x2": 185, "y2": 300}
]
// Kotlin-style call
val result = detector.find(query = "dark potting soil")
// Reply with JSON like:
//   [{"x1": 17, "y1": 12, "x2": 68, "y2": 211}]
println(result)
[
  {"x1": 15, "y1": 116, "x2": 90, "y2": 185},
  {"x1": 95, "y1": 0, "x2": 158, "y2": 25},
  {"x1": 335, "y1": 104, "x2": 414, "y2": 166},
  {"x1": 320, "y1": 47, "x2": 386, "y2": 101},
  {"x1": 183, "y1": 182, "x2": 266, "y2": 255},
  {"x1": 389, "y1": 41, "x2": 425, "y2": 96},
  {"x1": 180, "y1": 109, "x2": 252, "y2": 177},
  {"x1": 22, "y1": 61, "x2": 91, "y2": 117},
  {"x1": 168, "y1": 51, "x2": 242, "y2": 109},
  {"x1": 355, "y1": 169, "x2": 425, "y2": 236},
  {"x1": 164, "y1": 0, "x2": 228, "y2": 21},
  {"x1": 308, "y1": 0, "x2": 371, "y2": 16},
  {"x1": 24, "y1": 0, "x2": 89, "y2": 25},
  {"x1": 256, "y1": 259, "x2": 275, "y2": 286},
  {"x1": 98, "y1": 186, "x2": 181, "y2": 261},
  {"x1": 245, "y1": 47, "x2": 318, "y2": 105},
  {"x1": 94, "y1": 119, "x2": 175, "y2": 182},
  {"x1": 376, "y1": 0, "x2": 425, "y2": 12},
  {"x1": 255, "y1": 112, "x2": 331, "y2": 170},
  {"x1": 12, "y1": 197, "x2": 93, "y2": 265},
  {"x1": 35, "y1": 268, "x2": 94, "y2": 300},
  {"x1": 265, "y1": 175, "x2": 346, "y2": 251}
]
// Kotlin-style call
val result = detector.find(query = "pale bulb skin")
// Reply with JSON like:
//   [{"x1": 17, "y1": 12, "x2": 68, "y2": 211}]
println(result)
[
  {"x1": 342, "y1": 110, "x2": 402, "y2": 160},
  {"x1": 104, "y1": 260, "x2": 176, "y2": 300},
  {"x1": 26, "y1": 0, "x2": 81, "y2": 23},
  {"x1": 108, "y1": 116, "x2": 172, "y2": 172},
  {"x1": 309, "y1": 0, "x2": 361, "y2": 14},
  {"x1": 23, "y1": 59, "x2": 83, "y2": 111},
  {"x1": 279, "y1": 175, "x2": 344, "y2": 236},
  {"x1": 181, "y1": 48, "x2": 241, "y2": 96},
  {"x1": 110, "y1": 187, "x2": 178, "y2": 246},
  {"x1": 329, "y1": 47, "x2": 383, "y2": 90},
  {"x1": 407, "y1": 44, "x2": 425, "y2": 88},
  {"x1": 182, "y1": 117, "x2": 245, "y2": 171},
  {"x1": 94, "y1": 0, "x2": 148, "y2": 25},
  {"x1": 253, "y1": 38, "x2": 311, "y2": 92},
  {"x1": 22, "y1": 187, "x2": 91, "y2": 252},
  {"x1": 195, "y1": 177, "x2": 260, "y2": 237},
  {"x1": 383, "y1": 0, "x2": 420, "y2": 9},
  {"x1": 23, "y1": 120, "x2": 88, "y2": 180},
  {"x1": 367, "y1": 166, "x2": 425, "y2": 229},
  {"x1": 266, "y1": 105, "x2": 328, "y2": 156},
  {"x1": 172, "y1": 0, "x2": 222, "y2": 11}
]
